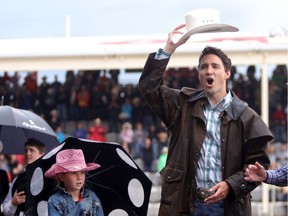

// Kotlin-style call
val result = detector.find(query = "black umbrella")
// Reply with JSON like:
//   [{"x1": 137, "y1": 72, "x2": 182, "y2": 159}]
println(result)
[
  {"x1": 0, "y1": 105, "x2": 59, "y2": 154},
  {"x1": 25, "y1": 137, "x2": 152, "y2": 216}
]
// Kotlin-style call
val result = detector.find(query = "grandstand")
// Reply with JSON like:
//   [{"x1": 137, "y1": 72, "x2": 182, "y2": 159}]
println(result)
[{"x1": 0, "y1": 32, "x2": 287, "y2": 216}]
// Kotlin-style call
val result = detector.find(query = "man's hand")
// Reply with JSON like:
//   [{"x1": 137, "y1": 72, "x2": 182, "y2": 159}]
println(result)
[
  {"x1": 11, "y1": 190, "x2": 26, "y2": 206},
  {"x1": 163, "y1": 24, "x2": 189, "y2": 55},
  {"x1": 204, "y1": 181, "x2": 230, "y2": 204}
]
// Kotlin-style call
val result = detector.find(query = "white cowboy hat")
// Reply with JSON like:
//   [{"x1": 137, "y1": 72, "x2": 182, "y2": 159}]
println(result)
[{"x1": 173, "y1": 8, "x2": 239, "y2": 43}]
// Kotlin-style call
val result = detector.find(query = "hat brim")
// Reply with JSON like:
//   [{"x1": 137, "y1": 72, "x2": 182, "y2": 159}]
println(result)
[
  {"x1": 174, "y1": 23, "x2": 239, "y2": 43},
  {"x1": 44, "y1": 163, "x2": 100, "y2": 179}
]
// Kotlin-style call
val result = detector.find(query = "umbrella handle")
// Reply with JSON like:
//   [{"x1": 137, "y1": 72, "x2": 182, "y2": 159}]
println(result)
[{"x1": 1, "y1": 96, "x2": 3, "y2": 106}]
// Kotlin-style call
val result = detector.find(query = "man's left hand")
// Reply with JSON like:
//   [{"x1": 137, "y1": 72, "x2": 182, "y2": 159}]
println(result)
[{"x1": 204, "y1": 181, "x2": 230, "y2": 204}]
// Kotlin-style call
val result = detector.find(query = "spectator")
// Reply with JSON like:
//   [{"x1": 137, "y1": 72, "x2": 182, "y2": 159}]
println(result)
[
  {"x1": 55, "y1": 126, "x2": 66, "y2": 143},
  {"x1": 141, "y1": 137, "x2": 154, "y2": 172},
  {"x1": 119, "y1": 97, "x2": 133, "y2": 123},
  {"x1": 5, "y1": 155, "x2": 24, "y2": 181},
  {"x1": 55, "y1": 85, "x2": 68, "y2": 126},
  {"x1": 72, "y1": 122, "x2": 88, "y2": 139},
  {"x1": 2, "y1": 72, "x2": 12, "y2": 88},
  {"x1": 24, "y1": 72, "x2": 37, "y2": 93},
  {"x1": 154, "y1": 130, "x2": 169, "y2": 160},
  {"x1": 3, "y1": 139, "x2": 46, "y2": 216},
  {"x1": 11, "y1": 71, "x2": 20, "y2": 88},
  {"x1": 0, "y1": 169, "x2": 9, "y2": 216},
  {"x1": 48, "y1": 109, "x2": 60, "y2": 131},
  {"x1": 131, "y1": 97, "x2": 145, "y2": 126},
  {"x1": 67, "y1": 85, "x2": 78, "y2": 121},
  {"x1": 271, "y1": 103, "x2": 287, "y2": 143},
  {"x1": 244, "y1": 65, "x2": 260, "y2": 114},
  {"x1": 88, "y1": 118, "x2": 107, "y2": 142},
  {"x1": 245, "y1": 162, "x2": 288, "y2": 187},
  {"x1": 133, "y1": 122, "x2": 148, "y2": 159},
  {"x1": 76, "y1": 85, "x2": 90, "y2": 121},
  {"x1": 107, "y1": 90, "x2": 121, "y2": 133},
  {"x1": 109, "y1": 69, "x2": 120, "y2": 85},
  {"x1": 157, "y1": 147, "x2": 168, "y2": 172},
  {"x1": 276, "y1": 143, "x2": 288, "y2": 167},
  {"x1": 119, "y1": 122, "x2": 134, "y2": 156}
]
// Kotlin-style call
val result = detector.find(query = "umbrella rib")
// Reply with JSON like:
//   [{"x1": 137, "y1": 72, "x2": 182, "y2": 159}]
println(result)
[
  {"x1": 91, "y1": 150, "x2": 101, "y2": 163},
  {"x1": 85, "y1": 180, "x2": 112, "y2": 190},
  {"x1": 87, "y1": 166, "x2": 118, "y2": 178}
]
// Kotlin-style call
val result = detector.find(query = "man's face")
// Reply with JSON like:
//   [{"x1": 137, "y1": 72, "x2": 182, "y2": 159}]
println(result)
[
  {"x1": 198, "y1": 54, "x2": 230, "y2": 101},
  {"x1": 24, "y1": 145, "x2": 44, "y2": 165}
]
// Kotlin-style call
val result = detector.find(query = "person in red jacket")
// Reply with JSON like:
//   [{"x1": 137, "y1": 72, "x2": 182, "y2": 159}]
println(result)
[{"x1": 88, "y1": 118, "x2": 107, "y2": 142}]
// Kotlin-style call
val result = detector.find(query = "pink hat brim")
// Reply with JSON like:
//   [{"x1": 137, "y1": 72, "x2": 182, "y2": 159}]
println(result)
[{"x1": 44, "y1": 163, "x2": 100, "y2": 179}]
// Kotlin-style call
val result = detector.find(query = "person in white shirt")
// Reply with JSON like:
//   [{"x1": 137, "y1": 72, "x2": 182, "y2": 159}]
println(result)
[{"x1": 3, "y1": 139, "x2": 46, "y2": 216}]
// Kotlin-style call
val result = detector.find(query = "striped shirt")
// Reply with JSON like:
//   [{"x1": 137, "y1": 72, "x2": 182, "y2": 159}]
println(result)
[
  {"x1": 196, "y1": 91, "x2": 233, "y2": 188},
  {"x1": 265, "y1": 165, "x2": 288, "y2": 187}
]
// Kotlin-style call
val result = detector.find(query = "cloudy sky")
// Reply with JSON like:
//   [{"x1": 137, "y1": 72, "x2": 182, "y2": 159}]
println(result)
[
  {"x1": 0, "y1": 0, "x2": 287, "y2": 84},
  {"x1": 0, "y1": 0, "x2": 287, "y2": 39}
]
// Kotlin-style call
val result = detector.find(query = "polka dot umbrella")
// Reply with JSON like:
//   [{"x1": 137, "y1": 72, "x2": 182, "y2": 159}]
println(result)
[{"x1": 25, "y1": 137, "x2": 152, "y2": 216}]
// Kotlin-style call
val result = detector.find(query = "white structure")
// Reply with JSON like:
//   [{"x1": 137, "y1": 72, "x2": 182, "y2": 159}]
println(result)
[{"x1": 0, "y1": 32, "x2": 287, "y2": 71}]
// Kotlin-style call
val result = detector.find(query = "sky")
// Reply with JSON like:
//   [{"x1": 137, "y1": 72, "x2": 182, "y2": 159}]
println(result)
[
  {"x1": 0, "y1": 0, "x2": 287, "y2": 39},
  {"x1": 0, "y1": 0, "x2": 287, "y2": 83}
]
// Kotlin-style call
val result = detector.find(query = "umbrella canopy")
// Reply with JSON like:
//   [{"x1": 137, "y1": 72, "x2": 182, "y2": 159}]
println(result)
[
  {"x1": 25, "y1": 137, "x2": 152, "y2": 216},
  {"x1": 0, "y1": 105, "x2": 59, "y2": 154}
]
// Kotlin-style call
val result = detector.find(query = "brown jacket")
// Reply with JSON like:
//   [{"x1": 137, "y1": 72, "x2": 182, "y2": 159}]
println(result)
[{"x1": 138, "y1": 53, "x2": 273, "y2": 216}]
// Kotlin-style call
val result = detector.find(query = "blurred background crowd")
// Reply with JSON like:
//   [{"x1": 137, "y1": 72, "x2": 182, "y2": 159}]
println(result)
[{"x1": 0, "y1": 63, "x2": 287, "y2": 204}]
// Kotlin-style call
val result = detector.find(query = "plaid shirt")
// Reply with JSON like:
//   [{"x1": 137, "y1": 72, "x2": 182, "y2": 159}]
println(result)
[
  {"x1": 265, "y1": 165, "x2": 288, "y2": 187},
  {"x1": 196, "y1": 91, "x2": 233, "y2": 188}
]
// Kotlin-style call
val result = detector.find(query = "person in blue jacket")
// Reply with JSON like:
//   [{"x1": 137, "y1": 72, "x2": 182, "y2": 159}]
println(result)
[
  {"x1": 245, "y1": 161, "x2": 288, "y2": 187},
  {"x1": 44, "y1": 149, "x2": 104, "y2": 216}
]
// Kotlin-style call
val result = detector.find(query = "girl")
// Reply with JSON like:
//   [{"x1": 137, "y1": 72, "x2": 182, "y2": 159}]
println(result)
[{"x1": 44, "y1": 149, "x2": 104, "y2": 216}]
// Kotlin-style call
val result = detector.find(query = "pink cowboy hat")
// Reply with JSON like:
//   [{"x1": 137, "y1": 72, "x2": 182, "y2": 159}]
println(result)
[{"x1": 44, "y1": 149, "x2": 100, "y2": 179}]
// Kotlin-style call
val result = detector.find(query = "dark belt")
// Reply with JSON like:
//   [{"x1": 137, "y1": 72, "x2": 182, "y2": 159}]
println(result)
[{"x1": 195, "y1": 187, "x2": 215, "y2": 203}]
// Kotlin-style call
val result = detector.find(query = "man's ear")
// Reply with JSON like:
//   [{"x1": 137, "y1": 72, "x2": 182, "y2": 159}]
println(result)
[{"x1": 225, "y1": 70, "x2": 231, "y2": 80}]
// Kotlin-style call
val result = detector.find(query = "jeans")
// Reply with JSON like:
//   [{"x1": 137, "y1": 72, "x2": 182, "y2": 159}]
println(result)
[{"x1": 191, "y1": 200, "x2": 224, "y2": 216}]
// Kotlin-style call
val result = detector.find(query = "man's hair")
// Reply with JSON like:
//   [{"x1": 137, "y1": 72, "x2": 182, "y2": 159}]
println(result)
[
  {"x1": 198, "y1": 46, "x2": 232, "y2": 72},
  {"x1": 24, "y1": 138, "x2": 46, "y2": 153}
]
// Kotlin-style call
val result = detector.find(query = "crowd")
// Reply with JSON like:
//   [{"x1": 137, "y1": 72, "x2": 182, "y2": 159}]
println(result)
[
  {"x1": 0, "y1": 65, "x2": 287, "y2": 163},
  {"x1": 0, "y1": 64, "x2": 287, "y2": 198}
]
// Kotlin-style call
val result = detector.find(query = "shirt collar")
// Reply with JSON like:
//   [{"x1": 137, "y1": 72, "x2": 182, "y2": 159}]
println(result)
[{"x1": 206, "y1": 90, "x2": 233, "y2": 112}]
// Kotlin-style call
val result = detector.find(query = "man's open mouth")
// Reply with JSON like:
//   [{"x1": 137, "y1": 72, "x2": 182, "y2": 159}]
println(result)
[{"x1": 206, "y1": 77, "x2": 214, "y2": 85}]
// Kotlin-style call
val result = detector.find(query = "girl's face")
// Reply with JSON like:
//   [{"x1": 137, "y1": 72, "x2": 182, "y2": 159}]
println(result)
[{"x1": 59, "y1": 171, "x2": 86, "y2": 192}]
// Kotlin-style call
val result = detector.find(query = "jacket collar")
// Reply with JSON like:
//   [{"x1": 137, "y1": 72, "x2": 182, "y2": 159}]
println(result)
[{"x1": 181, "y1": 88, "x2": 248, "y2": 120}]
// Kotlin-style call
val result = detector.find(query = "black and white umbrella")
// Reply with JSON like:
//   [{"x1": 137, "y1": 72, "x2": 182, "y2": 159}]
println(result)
[
  {"x1": 25, "y1": 137, "x2": 152, "y2": 216},
  {"x1": 0, "y1": 105, "x2": 59, "y2": 154}
]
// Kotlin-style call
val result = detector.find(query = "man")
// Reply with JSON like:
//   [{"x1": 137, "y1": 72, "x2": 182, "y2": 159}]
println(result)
[
  {"x1": 138, "y1": 24, "x2": 273, "y2": 216},
  {"x1": 3, "y1": 138, "x2": 46, "y2": 216},
  {"x1": 245, "y1": 162, "x2": 288, "y2": 187}
]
